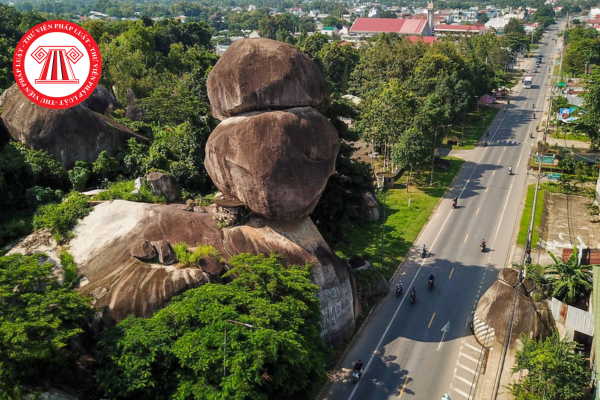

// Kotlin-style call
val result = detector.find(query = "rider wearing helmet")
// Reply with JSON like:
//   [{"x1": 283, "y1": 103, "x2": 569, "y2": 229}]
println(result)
[{"x1": 429, "y1": 272, "x2": 435, "y2": 283}]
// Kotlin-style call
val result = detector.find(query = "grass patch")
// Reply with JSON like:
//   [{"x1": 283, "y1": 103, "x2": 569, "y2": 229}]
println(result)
[
  {"x1": 442, "y1": 107, "x2": 499, "y2": 150},
  {"x1": 517, "y1": 184, "x2": 546, "y2": 247},
  {"x1": 549, "y1": 132, "x2": 590, "y2": 142},
  {"x1": 93, "y1": 180, "x2": 167, "y2": 203},
  {"x1": 335, "y1": 157, "x2": 464, "y2": 280},
  {"x1": 172, "y1": 242, "x2": 223, "y2": 267},
  {"x1": 33, "y1": 192, "x2": 92, "y2": 244}
]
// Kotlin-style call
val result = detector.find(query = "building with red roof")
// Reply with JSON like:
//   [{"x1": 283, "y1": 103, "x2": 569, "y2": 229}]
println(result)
[{"x1": 350, "y1": 2, "x2": 435, "y2": 37}]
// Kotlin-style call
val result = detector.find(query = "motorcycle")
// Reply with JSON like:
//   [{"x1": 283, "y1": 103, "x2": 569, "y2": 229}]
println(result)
[
  {"x1": 396, "y1": 285, "x2": 403, "y2": 297},
  {"x1": 428, "y1": 279, "x2": 434, "y2": 290},
  {"x1": 480, "y1": 242, "x2": 486, "y2": 252},
  {"x1": 421, "y1": 248, "x2": 427, "y2": 258},
  {"x1": 352, "y1": 369, "x2": 363, "y2": 383},
  {"x1": 451, "y1": 200, "x2": 457, "y2": 209},
  {"x1": 410, "y1": 292, "x2": 416, "y2": 304},
  {"x1": 533, "y1": 113, "x2": 536, "y2": 119}
]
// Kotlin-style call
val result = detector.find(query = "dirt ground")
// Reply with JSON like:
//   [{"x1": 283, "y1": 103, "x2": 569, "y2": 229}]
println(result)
[{"x1": 531, "y1": 192, "x2": 600, "y2": 266}]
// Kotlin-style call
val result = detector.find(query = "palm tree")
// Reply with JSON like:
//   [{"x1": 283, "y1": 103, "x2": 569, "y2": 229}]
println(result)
[{"x1": 546, "y1": 246, "x2": 592, "y2": 304}]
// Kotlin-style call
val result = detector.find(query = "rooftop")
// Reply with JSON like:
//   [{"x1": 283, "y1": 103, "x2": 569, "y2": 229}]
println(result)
[{"x1": 350, "y1": 17, "x2": 428, "y2": 35}]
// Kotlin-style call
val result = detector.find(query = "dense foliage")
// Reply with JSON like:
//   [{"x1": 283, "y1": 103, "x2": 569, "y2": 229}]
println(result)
[
  {"x1": 511, "y1": 331, "x2": 590, "y2": 400},
  {"x1": 0, "y1": 253, "x2": 94, "y2": 397},
  {"x1": 95, "y1": 253, "x2": 330, "y2": 400}
]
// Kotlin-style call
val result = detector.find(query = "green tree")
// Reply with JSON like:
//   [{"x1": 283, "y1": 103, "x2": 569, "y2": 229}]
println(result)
[
  {"x1": 358, "y1": 79, "x2": 418, "y2": 167},
  {"x1": 391, "y1": 127, "x2": 432, "y2": 190},
  {"x1": 378, "y1": 10, "x2": 397, "y2": 18},
  {"x1": 504, "y1": 18, "x2": 525, "y2": 36},
  {"x1": 0, "y1": 253, "x2": 93, "y2": 397},
  {"x1": 95, "y1": 253, "x2": 330, "y2": 400},
  {"x1": 318, "y1": 42, "x2": 360, "y2": 93},
  {"x1": 545, "y1": 247, "x2": 592, "y2": 304},
  {"x1": 258, "y1": 14, "x2": 295, "y2": 40},
  {"x1": 312, "y1": 96, "x2": 373, "y2": 246},
  {"x1": 511, "y1": 331, "x2": 589, "y2": 400},
  {"x1": 478, "y1": 13, "x2": 490, "y2": 24}
]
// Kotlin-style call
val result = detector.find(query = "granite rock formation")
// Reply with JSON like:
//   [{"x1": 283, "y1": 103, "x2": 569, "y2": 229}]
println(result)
[
  {"x1": 207, "y1": 38, "x2": 327, "y2": 120},
  {"x1": 126, "y1": 88, "x2": 146, "y2": 121},
  {"x1": 0, "y1": 84, "x2": 147, "y2": 169},
  {"x1": 205, "y1": 107, "x2": 339, "y2": 220},
  {"x1": 205, "y1": 37, "x2": 356, "y2": 346},
  {"x1": 81, "y1": 86, "x2": 122, "y2": 116}
]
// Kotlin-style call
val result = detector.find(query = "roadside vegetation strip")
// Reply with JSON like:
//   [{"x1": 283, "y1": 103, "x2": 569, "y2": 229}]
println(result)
[
  {"x1": 335, "y1": 157, "x2": 464, "y2": 280},
  {"x1": 549, "y1": 132, "x2": 591, "y2": 142},
  {"x1": 517, "y1": 184, "x2": 546, "y2": 247},
  {"x1": 443, "y1": 107, "x2": 500, "y2": 150}
]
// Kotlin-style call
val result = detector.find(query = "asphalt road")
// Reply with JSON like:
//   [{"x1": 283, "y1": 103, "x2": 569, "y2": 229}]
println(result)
[{"x1": 323, "y1": 26, "x2": 561, "y2": 400}]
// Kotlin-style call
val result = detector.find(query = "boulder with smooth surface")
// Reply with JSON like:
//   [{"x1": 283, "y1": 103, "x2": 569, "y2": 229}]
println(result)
[
  {"x1": 205, "y1": 107, "x2": 339, "y2": 220},
  {"x1": 146, "y1": 172, "x2": 180, "y2": 202},
  {"x1": 207, "y1": 38, "x2": 327, "y2": 120},
  {"x1": 0, "y1": 84, "x2": 147, "y2": 169}
]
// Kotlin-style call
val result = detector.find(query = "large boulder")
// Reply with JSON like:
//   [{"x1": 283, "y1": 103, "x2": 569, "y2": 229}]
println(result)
[
  {"x1": 6, "y1": 200, "x2": 357, "y2": 346},
  {"x1": 474, "y1": 268, "x2": 553, "y2": 348},
  {"x1": 0, "y1": 84, "x2": 147, "y2": 169},
  {"x1": 205, "y1": 107, "x2": 339, "y2": 220},
  {"x1": 81, "y1": 86, "x2": 122, "y2": 116},
  {"x1": 146, "y1": 172, "x2": 180, "y2": 202},
  {"x1": 207, "y1": 38, "x2": 327, "y2": 120}
]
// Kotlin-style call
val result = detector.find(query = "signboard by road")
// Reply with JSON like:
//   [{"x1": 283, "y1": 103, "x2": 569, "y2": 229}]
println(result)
[
  {"x1": 548, "y1": 172, "x2": 562, "y2": 180},
  {"x1": 536, "y1": 155, "x2": 555, "y2": 164}
]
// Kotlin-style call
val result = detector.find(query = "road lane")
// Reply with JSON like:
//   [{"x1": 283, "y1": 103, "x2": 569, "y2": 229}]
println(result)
[{"x1": 323, "y1": 25, "x2": 560, "y2": 400}]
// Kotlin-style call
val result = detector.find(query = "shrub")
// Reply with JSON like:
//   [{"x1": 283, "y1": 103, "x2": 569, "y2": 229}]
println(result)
[
  {"x1": 93, "y1": 180, "x2": 167, "y2": 203},
  {"x1": 25, "y1": 186, "x2": 62, "y2": 208},
  {"x1": 172, "y1": 242, "x2": 192, "y2": 266},
  {"x1": 33, "y1": 192, "x2": 92, "y2": 243},
  {"x1": 68, "y1": 161, "x2": 91, "y2": 191},
  {"x1": 93, "y1": 151, "x2": 120, "y2": 180},
  {"x1": 59, "y1": 250, "x2": 78, "y2": 286},
  {"x1": 190, "y1": 244, "x2": 222, "y2": 262}
]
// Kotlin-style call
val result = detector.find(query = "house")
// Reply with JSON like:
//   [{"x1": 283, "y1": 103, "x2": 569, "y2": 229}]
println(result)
[
  {"x1": 349, "y1": 2, "x2": 436, "y2": 37},
  {"x1": 434, "y1": 24, "x2": 487, "y2": 36},
  {"x1": 321, "y1": 26, "x2": 337, "y2": 36},
  {"x1": 591, "y1": 7, "x2": 600, "y2": 19},
  {"x1": 248, "y1": 30, "x2": 261, "y2": 38}
]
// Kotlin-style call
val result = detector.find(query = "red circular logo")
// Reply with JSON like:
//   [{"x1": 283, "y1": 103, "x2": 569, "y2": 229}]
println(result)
[{"x1": 12, "y1": 20, "x2": 102, "y2": 109}]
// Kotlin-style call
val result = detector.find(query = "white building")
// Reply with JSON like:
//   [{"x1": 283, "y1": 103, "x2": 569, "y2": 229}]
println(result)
[{"x1": 591, "y1": 8, "x2": 600, "y2": 18}]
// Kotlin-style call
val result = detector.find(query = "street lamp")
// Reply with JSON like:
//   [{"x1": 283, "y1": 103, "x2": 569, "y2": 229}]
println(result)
[
  {"x1": 223, "y1": 320, "x2": 254, "y2": 377},
  {"x1": 430, "y1": 124, "x2": 452, "y2": 186}
]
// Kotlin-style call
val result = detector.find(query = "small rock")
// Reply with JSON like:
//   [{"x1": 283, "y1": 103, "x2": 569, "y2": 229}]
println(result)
[
  {"x1": 130, "y1": 189, "x2": 139, "y2": 195},
  {"x1": 183, "y1": 199, "x2": 197, "y2": 211},
  {"x1": 194, "y1": 206, "x2": 207, "y2": 213},
  {"x1": 81, "y1": 189, "x2": 106, "y2": 196},
  {"x1": 152, "y1": 240, "x2": 175, "y2": 265},
  {"x1": 134, "y1": 177, "x2": 145, "y2": 190},
  {"x1": 198, "y1": 256, "x2": 224, "y2": 275},
  {"x1": 146, "y1": 172, "x2": 180, "y2": 202},
  {"x1": 130, "y1": 239, "x2": 157, "y2": 261}
]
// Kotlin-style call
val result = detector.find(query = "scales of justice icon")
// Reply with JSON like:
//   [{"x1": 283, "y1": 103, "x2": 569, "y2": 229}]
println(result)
[{"x1": 30, "y1": 46, "x2": 84, "y2": 84}]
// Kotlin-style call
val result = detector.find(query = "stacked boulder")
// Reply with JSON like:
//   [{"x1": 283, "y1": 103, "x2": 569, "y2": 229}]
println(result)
[{"x1": 206, "y1": 38, "x2": 357, "y2": 345}]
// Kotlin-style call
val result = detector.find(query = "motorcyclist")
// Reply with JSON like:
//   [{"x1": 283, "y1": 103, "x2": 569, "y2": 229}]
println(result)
[
  {"x1": 442, "y1": 394, "x2": 451, "y2": 400},
  {"x1": 396, "y1": 280, "x2": 403, "y2": 295},
  {"x1": 481, "y1": 239, "x2": 486, "y2": 248},
  {"x1": 353, "y1": 360, "x2": 363, "y2": 377},
  {"x1": 509, "y1": 166, "x2": 513, "y2": 174},
  {"x1": 452, "y1": 196, "x2": 458, "y2": 208},
  {"x1": 507, "y1": 98, "x2": 510, "y2": 105},
  {"x1": 533, "y1": 112, "x2": 536, "y2": 119},
  {"x1": 411, "y1": 287, "x2": 417, "y2": 299},
  {"x1": 429, "y1": 272, "x2": 435, "y2": 284},
  {"x1": 532, "y1": 102, "x2": 535, "y2": 108},
  {"x1": 485, "y1": 129, "x2": 490, "y2": 137}
]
